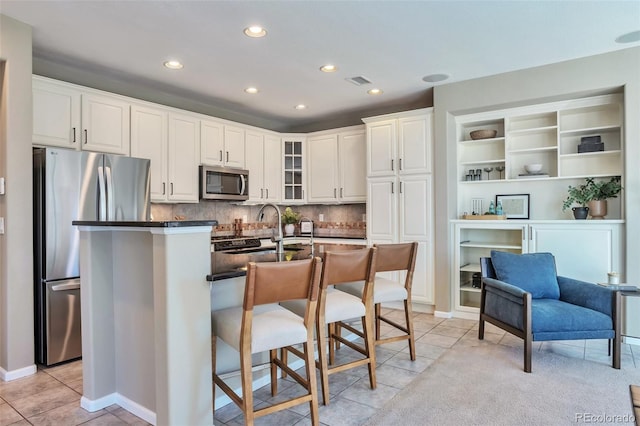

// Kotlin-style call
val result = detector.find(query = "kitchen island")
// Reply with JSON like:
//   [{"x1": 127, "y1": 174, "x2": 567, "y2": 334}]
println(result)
[{"x1": 73, "y1": 220, "x2": 217, "y2": 426}]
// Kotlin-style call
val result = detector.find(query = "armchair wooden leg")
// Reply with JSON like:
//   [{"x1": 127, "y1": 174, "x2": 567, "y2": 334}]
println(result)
[{"x1": 524, "y1": 334, "x2": 532, "y2": 373}]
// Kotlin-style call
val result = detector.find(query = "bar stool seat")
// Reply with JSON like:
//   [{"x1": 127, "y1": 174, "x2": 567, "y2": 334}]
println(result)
[
  {"x1": 212, "y1": 304, "x2": 309, "y2": 354},
  {"x1": 341, "y1": 277, "x2": 408, "y2": 304}
]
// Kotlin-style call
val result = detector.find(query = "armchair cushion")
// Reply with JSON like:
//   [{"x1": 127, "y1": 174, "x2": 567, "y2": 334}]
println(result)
[
  {"x1": 490, "y1": 251, "x2": 560, "y2": 300},
  {"x1": 532, "y1": 299, "x2": 614, "y2": 340}
]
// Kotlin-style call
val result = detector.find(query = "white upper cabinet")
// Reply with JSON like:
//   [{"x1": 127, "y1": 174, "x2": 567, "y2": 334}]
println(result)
[
  {"x1": 130, "y1": 104, "x2": 169, "y2": 202},
  {"x1": 167, "y1": 113, "x2": 200, "y2": 202},
  {"x1": 307, "y1": 126, "x2": 366, "y2": 203},
  {"x1": 307, "y1": 133, "x2": 339, "y2": 203},
  {"x1": 245, "y1": 131, "x2": 282, "y2": 203},
  {"x1": 33, "y1": 76, "x2": 130, "y2": 155},
  {"x1": 364, "y1": 109, "x2": 433, "y2": 177},
  {"x1": 201, "y1": 120, "x2": 245, "y2": 169},
  {"x1": 282, "y1": 137, "x2": 306, "y2": 204},
  {"x1": 81, "y1": 93, "x2": 130, "y2": 155},
  {"x1": 33, "y1": 76, "x2": 81, "y2": 148},
  {"x1": 224, "y1": 125, "x2": 245, "y2": 169}
]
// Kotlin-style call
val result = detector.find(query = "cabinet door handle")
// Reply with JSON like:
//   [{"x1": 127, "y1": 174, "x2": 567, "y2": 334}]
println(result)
[
  {"x1": 400, "y1": 181, "x2": 403, "y2": 193},
  {"x1": 399, "y1": 158, "x2": 403, "y2": 171},
  {"x1": 170, "y1": 182, "x2": 174, "y2": 195},
  {"x1": 391, "y1": 159, "x2": 394, "y2": 171},
  {"x1": 340, "y1": 187, "x2": 343, "y2": 198},
  {"x1": 261, "y1": 188, "x2": 264, "y2": 198},
  {"x1": 226, "y1": 151, "x2": 229, "y2": 163},
  {"x1": 334, "y1": 188, "x2": 337, "y2": 198},
  {"x1": 266, "y1": 188, "x2": 269, "y2": 198},
  {"x1": 84, "y1": 129, "x2": 88, "y2": 144},
  {"x1": 219, "y1": 150, "x2": 223, "y2": 161},
  {"x1": 162, "y1": 182, "x2": 166, "y2": 195},
  {"x1": 391, "y1": 182, "x2": 394, "y2": 194},
  {"x1": 72, "y1": 128, "x2": 76, "y2": 143}
]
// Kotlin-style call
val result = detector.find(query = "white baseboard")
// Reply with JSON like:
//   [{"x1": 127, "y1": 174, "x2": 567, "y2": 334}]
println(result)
[
  {"x1": 82, "y1": 393, "x2": 156, "y2": 425},
  {"x1": 451, "y1": 311, "x2": 479, "y2": 320},
  {"x1": 434, "y1": 310, "x2": 453, "y2": 319},
  {"x1": 623, "y1": 336, "x2": 640, "y2": 346},
  {"x1": 81, "y1": 394, "x2": 117, "y2": 412},
  {"x1": 116, "y1": 394, "x2": 156, "y2": 425},
  {"x1": 0, "y1": 364, "x2": 37, "y2": 382}
]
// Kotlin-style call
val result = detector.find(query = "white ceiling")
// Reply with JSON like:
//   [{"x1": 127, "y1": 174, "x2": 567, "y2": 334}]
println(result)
[{"x1": 1, "y1": 1, "x2": 639, "y2": 132}]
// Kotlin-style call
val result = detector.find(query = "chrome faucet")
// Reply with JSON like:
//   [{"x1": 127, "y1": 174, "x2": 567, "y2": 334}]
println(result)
[
  {"x1": 298, "y1": 216, "x2": 314, "y2": 255},
  {"x1": 256, "y1": 203, "x2": 284, "y2": 253}
]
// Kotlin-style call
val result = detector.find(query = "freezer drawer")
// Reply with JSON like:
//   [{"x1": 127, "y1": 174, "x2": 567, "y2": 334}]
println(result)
[{"x1": 46, "y1": 279, "x2": 82, "y2": 365}]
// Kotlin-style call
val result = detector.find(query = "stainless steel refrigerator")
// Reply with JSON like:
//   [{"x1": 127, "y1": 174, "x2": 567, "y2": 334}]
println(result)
[{"x1": 33, "y1": 147, "x2": 150, "y2": 366}]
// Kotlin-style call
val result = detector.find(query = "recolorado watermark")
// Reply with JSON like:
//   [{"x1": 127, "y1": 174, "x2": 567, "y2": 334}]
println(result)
[{"x1": 575, "y1": 413, "x2": 635, "y2": 423}]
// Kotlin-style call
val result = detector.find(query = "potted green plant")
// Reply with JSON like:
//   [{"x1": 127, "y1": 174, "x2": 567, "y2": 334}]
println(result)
[
  {"x1": 562, "y1": 176, "x2": 622, "y2": 219},
  {"x1": 281, "y1": 207, "x2": 300, "y2": 235}
]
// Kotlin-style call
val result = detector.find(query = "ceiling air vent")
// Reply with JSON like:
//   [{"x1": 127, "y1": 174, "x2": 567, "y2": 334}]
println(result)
[{"x1": 346, "y1": 76, "x2": 372, "y2": 86}]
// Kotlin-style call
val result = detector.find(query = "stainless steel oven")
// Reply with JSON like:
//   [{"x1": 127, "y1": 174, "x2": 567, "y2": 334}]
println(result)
[{"x1": 199, "y1": 165, "x2": 249, "y2": 201}]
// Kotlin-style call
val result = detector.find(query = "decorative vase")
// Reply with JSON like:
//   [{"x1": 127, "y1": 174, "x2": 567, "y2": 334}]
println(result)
[
  {"x1": 284, "y1": 223, "x2": 295, "y2": 236},
  {"x1": 587, "y1": 200, "x2": 607, "y2": 219},
  {"x1": 572, "y1": 206, "x2": 589, "y2": 220}
]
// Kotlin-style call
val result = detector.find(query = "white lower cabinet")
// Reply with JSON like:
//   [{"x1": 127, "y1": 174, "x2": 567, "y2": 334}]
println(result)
[
  {"x1": 452, "y1": 220, "x2": 625, "y2": 317},
  {"x1": 368, "y1": 175, "x2": 434, "y2": 305}
]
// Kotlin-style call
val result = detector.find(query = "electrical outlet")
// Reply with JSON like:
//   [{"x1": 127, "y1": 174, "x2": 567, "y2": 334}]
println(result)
[
  {"x1": 319, "y1": 214, "x2": 324, "y2": 222},
  {"x1": 0, "y1": 217, "x2": 4, "y2": 234}
]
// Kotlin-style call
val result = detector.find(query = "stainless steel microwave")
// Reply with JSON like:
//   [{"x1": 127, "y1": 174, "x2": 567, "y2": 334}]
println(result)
[{"x1": 199, "y1": 165, "x2": 249, "y2": 201}]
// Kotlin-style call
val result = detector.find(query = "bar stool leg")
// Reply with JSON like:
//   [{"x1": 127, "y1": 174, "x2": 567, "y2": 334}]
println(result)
[{"x1": 316, "y1": 320, "x2": 331, "y2": 405}]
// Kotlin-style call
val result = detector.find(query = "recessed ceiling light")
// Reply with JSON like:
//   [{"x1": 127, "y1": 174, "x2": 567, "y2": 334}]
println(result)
[
  {"x1": 244, "y1": 26, "x2": 267, "y2": 38},
  {"x1": 245, "y1": 87, "x2": 259, "y2": 94},
  {"x1": 294, "y1": 104, "x2": 307, "y2": 110},
  {"x1": 367, "y1": 88, "x2": 383, "y2": 95},
  {"x1": 422, "y1": 73, "x2": 449, "y2": 83},
  {"x1": 320, "y1": 64, "x2": 338, "y2": 73},
  {"x1": 616, "y1": 30, "x2": 640, "y2": 43},
  {"x1": 163, "y1": 60, "x2": 183, "y2": 70}
]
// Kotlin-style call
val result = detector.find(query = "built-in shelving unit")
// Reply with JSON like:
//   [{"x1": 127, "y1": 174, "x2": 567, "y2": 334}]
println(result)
[
  {"x1": 453, "y1": 222, "x2": 526, "y2": 314},
  {"x1": 456, "y1": 94, "x2": 623, "y2": 184}
]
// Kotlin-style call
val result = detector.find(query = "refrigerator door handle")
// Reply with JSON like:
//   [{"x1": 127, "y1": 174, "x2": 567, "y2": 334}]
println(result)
[
  {"x1": 51, "y1": 280, "x2": 81, "y2": 291},
  {"x1": 104, "y1": 166, "x2": 114, "y2": 221},
  {"x1": 97, "y1": 166, "x2": 107, "y2": 221}
]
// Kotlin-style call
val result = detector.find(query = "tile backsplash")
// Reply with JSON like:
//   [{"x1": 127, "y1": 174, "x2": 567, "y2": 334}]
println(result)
[{"x1": 151, "y1": 202, "x2": 366, "y2": 238}]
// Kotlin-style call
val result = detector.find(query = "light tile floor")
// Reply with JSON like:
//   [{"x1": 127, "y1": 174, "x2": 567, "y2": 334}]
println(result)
[{"x1": 1, "y1": 309, "x2": 637, "y2": 425}]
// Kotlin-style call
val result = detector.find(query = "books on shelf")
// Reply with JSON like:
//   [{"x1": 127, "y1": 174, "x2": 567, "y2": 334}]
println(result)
[{"x1": 518, "y1": 173, "x2": 549, "y2": 179}]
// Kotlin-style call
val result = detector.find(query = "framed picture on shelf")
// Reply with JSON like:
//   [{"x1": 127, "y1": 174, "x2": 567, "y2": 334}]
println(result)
[{"x1": 496, "y1": 194, "x2": 530, "y2": 219}]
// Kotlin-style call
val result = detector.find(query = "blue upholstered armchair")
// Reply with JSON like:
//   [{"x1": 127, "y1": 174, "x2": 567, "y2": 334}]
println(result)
[{"x1": 479, "y1": 251, "x2": 621, "y2": 373}]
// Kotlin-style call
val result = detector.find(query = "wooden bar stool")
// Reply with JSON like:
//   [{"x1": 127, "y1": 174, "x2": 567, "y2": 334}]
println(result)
[
  {"x1": 340, "y1": 242, "x2": 419, "y2": 360},
  {"x1": 282, "y1": 247, "x2": 378, "y2": 405},
  {"x1": 211, "y1": 257, "x2": 322, "y2": 425}
]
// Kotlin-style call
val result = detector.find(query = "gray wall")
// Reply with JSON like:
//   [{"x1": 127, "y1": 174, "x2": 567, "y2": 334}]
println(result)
[
  {"x1": 0, "y1": 15, "x2": 34, "y2": 375},
  {"x1": 433, "y1": 47, "x2": 640, "y2": 313}
]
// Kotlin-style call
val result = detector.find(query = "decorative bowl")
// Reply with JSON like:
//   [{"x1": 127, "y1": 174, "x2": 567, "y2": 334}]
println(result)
[
  {"x1": 524, "y1": 163, "x2": 543, "y2": 173},
  {"x1": 469, "y1": 129, "x2": 497, "y2": 140}
]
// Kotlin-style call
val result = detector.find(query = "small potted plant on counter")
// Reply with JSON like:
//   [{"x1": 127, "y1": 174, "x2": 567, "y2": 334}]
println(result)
[
  {"x1": 281, "y1": 207, "x2": 300, "y2": 235},
  {"x1": 562, "y1": 176, "x2": 622, "y2": 219}
]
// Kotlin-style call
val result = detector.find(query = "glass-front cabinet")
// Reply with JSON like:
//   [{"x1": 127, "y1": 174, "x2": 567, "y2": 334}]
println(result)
[{"x1": 282, "y1": 137, "x2": 306, "y2": 203}]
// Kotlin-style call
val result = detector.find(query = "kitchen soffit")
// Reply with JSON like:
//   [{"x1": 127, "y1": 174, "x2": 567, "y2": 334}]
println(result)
[{"x1": 1, "y1": 1, "x2": 638, "y2": 132}]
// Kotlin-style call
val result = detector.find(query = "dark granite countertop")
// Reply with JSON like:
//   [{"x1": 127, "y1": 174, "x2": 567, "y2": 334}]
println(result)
[
  {"x1": 207, "y1": 242, "x2": 366, "y2": 281},
  {"x1": 73, "y1": 220, "x2": 218, "y2": 228}
]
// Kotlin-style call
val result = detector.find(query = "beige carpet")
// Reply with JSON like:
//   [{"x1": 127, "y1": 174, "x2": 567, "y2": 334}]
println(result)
[{"x1": 369, "y1": 343, "x2": 639, "y2": 425}]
